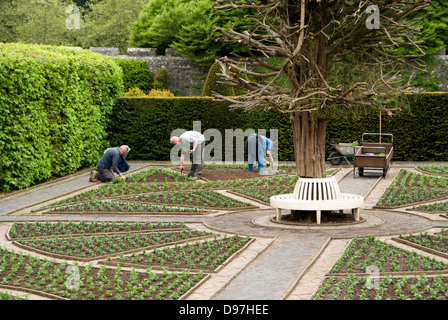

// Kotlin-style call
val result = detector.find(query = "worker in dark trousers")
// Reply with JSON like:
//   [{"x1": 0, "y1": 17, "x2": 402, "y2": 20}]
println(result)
[
  {"x1": 245, "y1": 134, "x2": 272, "y2": 173},
  {"x1": 170, "y1": 131, "x2": 205, "y2": 179},
  {"x1": 90, "y1": 145, "x2": 130, "y2": 182}
]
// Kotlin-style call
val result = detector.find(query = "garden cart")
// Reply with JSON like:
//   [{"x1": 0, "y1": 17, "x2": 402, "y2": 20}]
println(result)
[
  {"x1": 353, "y1": 133, "x2": 393, "y2": 178},
  {"x1": 328, "y1": 140, "x2": 361, "y2": 165}
]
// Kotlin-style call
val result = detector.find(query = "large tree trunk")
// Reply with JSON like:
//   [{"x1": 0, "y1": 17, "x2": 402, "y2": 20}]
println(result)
[{"x1": 291, "y1": 110, "x2": 327, "y2": 178}]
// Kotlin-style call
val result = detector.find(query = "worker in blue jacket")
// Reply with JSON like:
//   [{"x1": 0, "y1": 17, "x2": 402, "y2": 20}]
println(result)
[
  {"x1": 90, "y1": 145, "x2": 130, "y2": 182},
  {"x1": 244, "y1": 134, "x2": 273, "y2": 173}
]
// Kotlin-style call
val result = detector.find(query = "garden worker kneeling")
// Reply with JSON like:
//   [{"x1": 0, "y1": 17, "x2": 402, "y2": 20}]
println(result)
[
  {"x1": 244, "y1": 134, "x2": 273, "y2": 173},
  {"x1": 90, "y1": 145, "x2": 130, "y2": 182},
  {"x1": 170, "y1": 131, "x2": 205, "y2": 179}
]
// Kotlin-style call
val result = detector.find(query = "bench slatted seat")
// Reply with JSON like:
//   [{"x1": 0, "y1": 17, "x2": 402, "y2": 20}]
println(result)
[{"x1": 270, "y1": 177, "x2": 364, "y2": 224}]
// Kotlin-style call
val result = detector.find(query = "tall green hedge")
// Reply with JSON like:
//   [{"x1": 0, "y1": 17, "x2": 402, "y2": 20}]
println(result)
[
  {"x1": 326, "y1": 93, "x2": 448, "y2": 161},
  {"x1": 113, "y1": 58, "x2": 153, "y2": 93},
  {"x1": 0, "y1": 43, "x2": 124, "y2": 191},
  {"x1": 109, "y1": 93, "x2": 448, "y2": 163}
]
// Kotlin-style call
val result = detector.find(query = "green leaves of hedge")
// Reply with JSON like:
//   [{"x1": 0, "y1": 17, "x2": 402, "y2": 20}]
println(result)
[
  {"x1": 109, "y1": 94, "x2": 448, "y2": 164},
  {"x1": 0, "y1": 43, "x2": 124, "y2": 192}
]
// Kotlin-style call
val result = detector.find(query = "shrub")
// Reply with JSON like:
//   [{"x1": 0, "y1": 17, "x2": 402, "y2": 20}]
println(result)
[
  {"x1": 124, "y1": 87, "x2": 147, "y2": 97},
  {"x1": 147, "y1": 89, "x2": 175, "y2": 97},
  {"x1": 114, "y1": 58, "x2": 153, "y2": 93},
  {"x1": 201, "y1": 62, "x2": 234, "y2": 97},
  {"x1": 0, "y1": 43, "x2": 123, "y2": 191},
  {"x1": 153, "y1": 68, "x2": 169, "y2": 90}
]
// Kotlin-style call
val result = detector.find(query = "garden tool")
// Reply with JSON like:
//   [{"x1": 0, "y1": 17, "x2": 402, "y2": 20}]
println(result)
[{"x1": 263, "y1": 154, "x2": 275, "y2": 168}]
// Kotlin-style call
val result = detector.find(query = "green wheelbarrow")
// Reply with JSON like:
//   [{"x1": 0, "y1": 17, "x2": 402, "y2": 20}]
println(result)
[{"x1": 328, "y1": 140, "x2": 361, "y2": 165}]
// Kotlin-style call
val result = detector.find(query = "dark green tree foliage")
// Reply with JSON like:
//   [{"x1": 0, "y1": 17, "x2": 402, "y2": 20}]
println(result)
[
  {"x1": 129, "y1": 0, "x2": 251, "y2": 66},
  {"x1": 0, "y1": 43, "x2": 124, "y2": 191},
  {"x1": 415, "y1": 0, "x2": 448, "y2": 53},
  {"x1": 114, "y1": 58, "x2": 153, "y2": 93}
]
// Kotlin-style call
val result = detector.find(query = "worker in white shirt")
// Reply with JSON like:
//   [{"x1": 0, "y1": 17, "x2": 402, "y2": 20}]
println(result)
[{"x1": 170, "y1": 131, "x2": 205, "y2": 179}]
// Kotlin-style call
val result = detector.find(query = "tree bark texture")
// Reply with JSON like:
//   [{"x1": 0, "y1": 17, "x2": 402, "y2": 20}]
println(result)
[{"x1": 291, "y1": 111, "x2": 327, "y2": 178}]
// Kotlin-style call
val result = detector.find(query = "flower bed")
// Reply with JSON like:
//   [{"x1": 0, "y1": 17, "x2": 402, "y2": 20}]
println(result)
[
  {"x1": 417, "y1": 164, "x2": 448, "y2": 176},
  {"x1": 314, "y1": 274, "x2": 448, "y2": 300},
  {"x1": 14, "y1": 229, "x2": 211, "y2": 260},
  {"x1": 330, "y1": 236, "x2": 447, "y2": 274},
  {"x1": 0, "y1": 245, "x2": 205, "y2": 300},
  {"x1": 230, "y1": 175, "x2": 299, "y2": 203},
  {"x1": 1, "y1": 220, "x2": 254, "y2": 300},
  {"x1": 393, "y1": 231, "x2": 448, "y2": 257},
  {"x1": 375, "y1": 169, "x2": 448, "y2": 208},
  {"x1": 44, "y1": 200, "x2": 207, "y2": 215},
  {"x1": 8, "y1": 221, "x2": 183, "y2": 239},
  {"x1": 314, "y1": 235, "x2": 448, "y2": 300},
  {"x1": 39, "y1": 167, "x2": 299, "y2": 214},
  {"x1": 105, "y1": 234, "x2": 252, "y2": 272},
  {"x1": 120, "y1": 189, "x2": 255, "y2": 210},
  {"x1": 411, "y1": 201, "x2": 448, "y2": 215}
]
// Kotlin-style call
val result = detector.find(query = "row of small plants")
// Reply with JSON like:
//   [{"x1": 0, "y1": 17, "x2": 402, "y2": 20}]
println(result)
[
  {"x1": 412, "y1": 201, "x2": 448, "y2": 215},
  {"x1": 121, "y1": 189, "x2": 253, "y2": 209},
  {"x1": 0, "y1": 291, "x2": 27, "y2": 300},
  {"x1": 314, "y1": 274, "x2": 448, "y2": 300},
  {"x1": 46, "y1": 200, "x2": 206, "y2": 214},
  {"x1": 0, "y1": 246, "x2": 204, "y2": 300},
  {"x1": 45, "y1": 168, "x2": 298, "y2": 212},
  {"x1": 398, "y1": 230, "x2": 448, "y2": 254},
  {"x1": 107, "y1": 234, "x2": 251, "y2": 272},
  {"x1": 8, "y1": 221, "x2": 182, "y2": 239},
  {"x1": 16, "y1": 229, "x2": 211, "y2": 259},
  {"x1": 330, "y1": 236, "x2": 447, "y2": 274},
  {"x1": 314, "y1": 234, "x2": 448, "y2": 300},
  {"x1": 204, "y1": 163, "x2": 298, "y2": 175},
  {"x1": 231, "y1": 175, "x2": 298, "y2": 203},
  {"x1": 115, "y1": 167, "x2": 192, "y2": 184},
  {"x1": 417, "y1": 164, "x2": 448, "y2": 176},
  {"x1": 376, "y1": 169, "x2": 448, "y2": 207}
]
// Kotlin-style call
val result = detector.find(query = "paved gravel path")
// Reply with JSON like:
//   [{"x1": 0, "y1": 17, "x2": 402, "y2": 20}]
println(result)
[{"x1": 1, "y1": 161, "x2": 448, "y2": 301}]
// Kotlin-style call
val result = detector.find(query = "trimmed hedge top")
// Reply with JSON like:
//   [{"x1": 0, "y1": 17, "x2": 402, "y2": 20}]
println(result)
[{"x1": 0, "y1": 43, "x2": 124, "y2": 191}]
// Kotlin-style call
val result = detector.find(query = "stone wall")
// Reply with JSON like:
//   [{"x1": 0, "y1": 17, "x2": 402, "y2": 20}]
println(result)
[
  {"x1": 89, "y1": 47, "x2": 209, "y2": 96},
  {"x1": 431, "y1": 48, "x2": 448, "y2": 92},
  {"x1": 88, "y1": 46, "x2": 448, "y2": 95}
]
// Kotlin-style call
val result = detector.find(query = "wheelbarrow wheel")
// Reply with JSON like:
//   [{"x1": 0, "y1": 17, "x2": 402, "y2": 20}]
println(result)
[{"x1": 329, "y1": 152, "x2": 343, "y2": 165}]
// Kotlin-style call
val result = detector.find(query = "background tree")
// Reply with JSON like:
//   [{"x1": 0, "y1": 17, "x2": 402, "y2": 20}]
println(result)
[
  {"x1": 80, "y1": 0, "x2": 146, "y2": 54},
  {"x1": 129, "y1": 0, "x2": 252, "y2": 65},
  {"x1": 212, "y1": 0, "x2": 431, "y2": 178},
  {"x1": 0, "y1": 0, "x2": 81, "y2": 46},
  {"x1": 415, "y1": 0, "x2": 448, "y2": 54}
]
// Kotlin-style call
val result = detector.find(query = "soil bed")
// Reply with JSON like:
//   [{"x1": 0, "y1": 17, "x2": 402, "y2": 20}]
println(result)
[
  {"x1": 105, "y1": 235, "x2": 252, "y2": 272},
  {"x1": 330, "y1": 236, "x2": 448, "y2": 274},
  {"x1": 393, "y1": 231, "x2": 448, "y2": 258},
  {"x1": 279, "y1": 211, "x2": 360, "y2": 225},
  {"x1": 177, "y1": 164, "x2": 297, "y2": 181},
  {"x1": 43, "y1": 200, "x2": 206, "y2": 215},
  {"x1": 315, "y1": 274, "x2": 448, "y2": 300},
  {"x1": 375, "y1": 169, "x2": 448, "y2": 208},
  {"x1": 0, "y1": 245, "x2": 205, "y2": 300},
  {"x1": 8, "y1": 221, "x2": 185, "y2": 239},
  {"x1": 14, "y1": 229, "x2": 212, "y2": 260}
]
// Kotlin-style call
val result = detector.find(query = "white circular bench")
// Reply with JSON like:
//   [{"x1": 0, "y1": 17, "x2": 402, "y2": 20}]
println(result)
[{"x1": 270, "y1": 177, "x2": 364, "y2": 224}]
